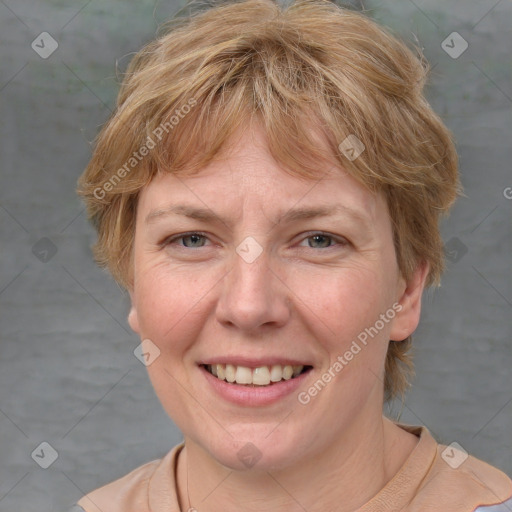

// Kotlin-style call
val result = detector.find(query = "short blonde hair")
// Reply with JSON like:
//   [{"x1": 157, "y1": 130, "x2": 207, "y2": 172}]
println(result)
[{"x1": 78, "y1": 0, "x2": 461, "y2": 400}]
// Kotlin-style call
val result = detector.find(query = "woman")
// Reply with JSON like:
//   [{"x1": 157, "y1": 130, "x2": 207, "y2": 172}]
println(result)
[{"x1": 73, "y1": 0, "x2": 512, "y2": 510}]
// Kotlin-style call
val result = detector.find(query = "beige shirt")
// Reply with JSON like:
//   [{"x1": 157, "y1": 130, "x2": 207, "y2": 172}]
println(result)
[{"x1": 76, "y1": 423, "x2": 512, "y2": 512}]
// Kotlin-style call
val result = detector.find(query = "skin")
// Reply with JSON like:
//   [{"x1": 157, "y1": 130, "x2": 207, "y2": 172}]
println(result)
[{"x1": 128, "y1": 120, "x2": 429, "y2": 512}]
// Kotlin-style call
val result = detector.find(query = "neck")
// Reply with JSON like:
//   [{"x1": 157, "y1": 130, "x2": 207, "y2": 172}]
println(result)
[{"x1": 176, "y1": 413, "x2": 418, "y2": 512}]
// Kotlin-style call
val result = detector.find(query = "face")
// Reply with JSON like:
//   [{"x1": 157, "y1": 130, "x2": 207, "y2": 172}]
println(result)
[{"x1": 128, "y1": 122, "x2": 426, "y2": 472}]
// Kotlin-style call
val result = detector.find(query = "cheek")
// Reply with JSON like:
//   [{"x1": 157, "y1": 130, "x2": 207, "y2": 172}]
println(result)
[
  {"x1": 133, "y1": 264, "x2": 214, "y2": 353},
  {"x1": 295, "y1": 265, "x2": 391, "y2": 342},
  {"x1": 132, "y1": 267, "x2": 215, "y2": 424},
  {"x1": 292, "y1": 264, "x2": 395, "y2": 399}
]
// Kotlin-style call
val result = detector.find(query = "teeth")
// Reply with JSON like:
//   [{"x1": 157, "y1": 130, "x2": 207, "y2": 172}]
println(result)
[
  {"x1": 252, "y1": 366, "x2": 271, "y2": 385},
  {"x1": 206, "y1": 364, "x2": 305, "y2": 386},
  {"x1": 225, "y1": 364, "x2": 236, "y2": 383},
  {"x1": 270, "y1": 365, "x2": 283, "y2": 382},
  {"x1": 235, "y1": 366, "x2": 253, "y2": 384},
  {"x1": 282, "y1": 365, "x2": 293, "y2": 380},
  {"x1": 292, "y1": 365, "x2": 303, "y2": 377}
]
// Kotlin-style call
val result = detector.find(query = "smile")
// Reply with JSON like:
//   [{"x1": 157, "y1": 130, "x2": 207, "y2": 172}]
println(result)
[{"x1": 202, "y1": 364, "x2": 312, "y2": 386}]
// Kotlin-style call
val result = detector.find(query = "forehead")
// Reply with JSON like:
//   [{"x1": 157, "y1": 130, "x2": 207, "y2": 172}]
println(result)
[{"x1": 139, "y1": 122, "x2": 382, "y2": 225}]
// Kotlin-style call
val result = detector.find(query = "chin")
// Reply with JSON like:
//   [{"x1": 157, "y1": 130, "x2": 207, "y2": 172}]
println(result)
[{"x1": 198, "y1": 427, "x2": 309, "y2": 473}]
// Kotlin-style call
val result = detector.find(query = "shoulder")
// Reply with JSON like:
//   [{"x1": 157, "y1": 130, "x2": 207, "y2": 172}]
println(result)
[
  {"x1": 76, "y1": 459, "x2": 161, "y2": 512},
  {"x1": 415, "y1": 441, "x2": 512, "y2": 511},
  {"x1": 76, "y1": 443, "x2": 183, "y2": 512},
  {"x1": 474, "y1": 496, "x2": 512, "y2": 511},
  {"x1": 391, "y1": 422, "x2": 512, "y2": 512}
]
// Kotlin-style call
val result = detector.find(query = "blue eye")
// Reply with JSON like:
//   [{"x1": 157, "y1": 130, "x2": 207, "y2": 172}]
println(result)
[
  {"x1": 163, "y1": 231, "x2": 347, "y2": 251},
  {"x1": 303, "y1": 234, "x2": 334, "y2": 249},
  {"x1": 299, "y1": 233, "x2": 347, "y2": 249},
  {"x1": 166, "y1": 232, "x2": 210, "y2": 248}
]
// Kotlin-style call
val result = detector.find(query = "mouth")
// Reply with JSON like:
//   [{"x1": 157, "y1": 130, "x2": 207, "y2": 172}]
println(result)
[{"x1": 201, "y1": 363, "x2": 313, "y2": 387}]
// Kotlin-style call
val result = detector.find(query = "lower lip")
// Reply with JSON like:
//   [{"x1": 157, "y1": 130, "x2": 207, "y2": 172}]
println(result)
[{"x1": 200, "y1": 365, "x2": 312, "y2": 407}]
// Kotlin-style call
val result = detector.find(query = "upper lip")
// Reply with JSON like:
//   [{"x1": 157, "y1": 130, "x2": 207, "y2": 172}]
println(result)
[{"x1": 199, "y1": 356, "x2": 312, "y2": 368}]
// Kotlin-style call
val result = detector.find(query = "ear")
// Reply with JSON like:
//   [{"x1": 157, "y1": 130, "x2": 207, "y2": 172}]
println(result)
[
  {"x1": 389, "y1": 260, "x2": 430, "y2": 342},
  {"x1": 127, "y1": 290, "x2": 140, "y2": 335}
]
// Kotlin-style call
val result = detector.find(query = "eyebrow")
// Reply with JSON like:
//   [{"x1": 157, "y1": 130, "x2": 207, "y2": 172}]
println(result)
[{"x1": 145, "y1": 203, "x2": 372, "y2": 230}]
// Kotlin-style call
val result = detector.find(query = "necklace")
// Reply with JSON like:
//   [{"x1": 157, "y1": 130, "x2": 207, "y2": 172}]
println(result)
[{"x1": 185, "y1": 444, "x2": 193, "y2": 511}]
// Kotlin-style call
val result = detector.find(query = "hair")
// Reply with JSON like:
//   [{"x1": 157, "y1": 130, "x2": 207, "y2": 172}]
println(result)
[{"x1": 77, "y1": 0, "x2": 461, "y2": 401}]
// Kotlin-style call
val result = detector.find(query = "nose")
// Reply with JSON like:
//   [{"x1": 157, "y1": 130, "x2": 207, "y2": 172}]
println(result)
[{"x1": 215, "y1": 243, "x2": 291, "y2": 333}]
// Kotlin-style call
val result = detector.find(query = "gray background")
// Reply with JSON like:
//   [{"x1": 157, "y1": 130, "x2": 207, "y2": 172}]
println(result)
[{"x1": 0, "y1": 0, "x2": 511, "y2": 510}]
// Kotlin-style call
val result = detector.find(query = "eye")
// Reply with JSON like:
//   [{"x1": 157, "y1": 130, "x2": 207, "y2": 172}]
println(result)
[
  {"x1": 161, "y1": 231, "x2": 348, "y2": 251},
  {"x1": 298, "y1": 232, "x2": 347, "y2": 249},
  {"x1": 164, "y1": 232, "x2": 211, "y2": 248}
]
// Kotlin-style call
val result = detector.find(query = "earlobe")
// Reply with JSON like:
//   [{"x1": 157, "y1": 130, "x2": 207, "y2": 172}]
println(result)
[
  {"x1": 127, "y1": 291, "x2": 140, "y2": 334},
  {"x1": 128, "y1": 306, "x2": 140, "y2": 334},
  {"x1": 390, "y1": 261, "x2": 430, "y2": 342}
]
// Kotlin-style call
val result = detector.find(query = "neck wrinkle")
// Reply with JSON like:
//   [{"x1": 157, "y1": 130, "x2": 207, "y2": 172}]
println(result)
[{"x1": 181, "y1": 414, "x2": 405, "y2": 512}]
